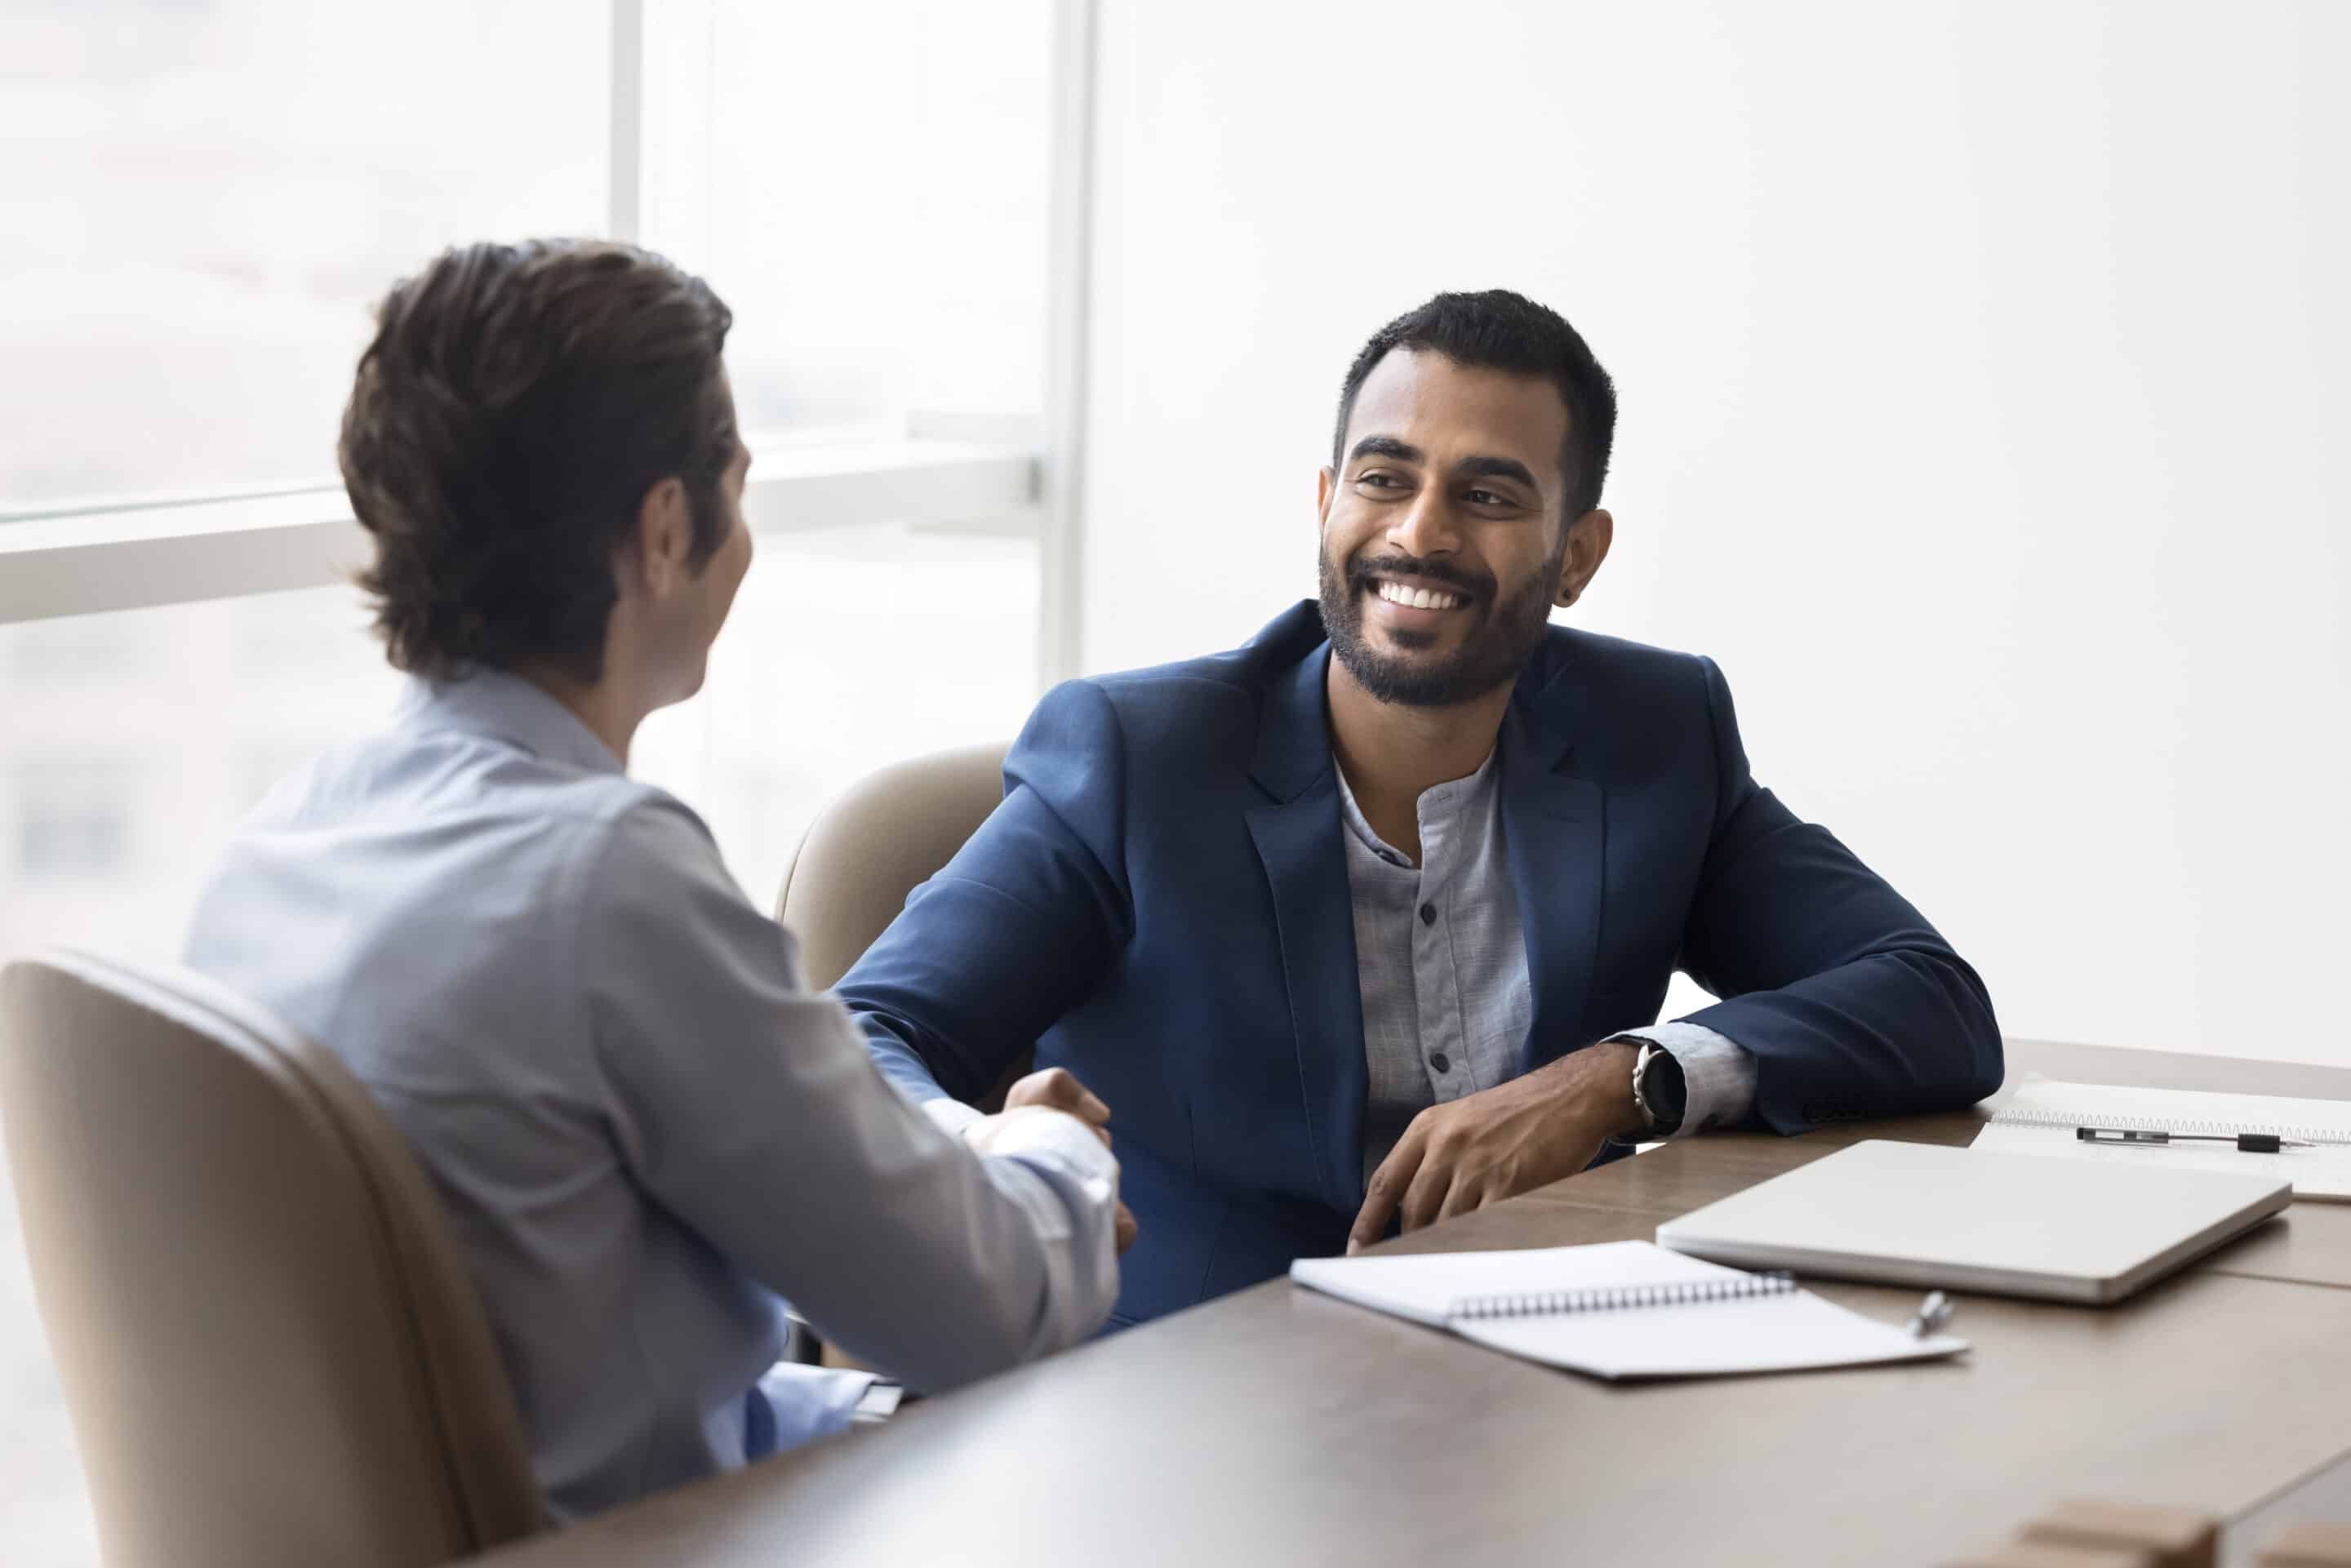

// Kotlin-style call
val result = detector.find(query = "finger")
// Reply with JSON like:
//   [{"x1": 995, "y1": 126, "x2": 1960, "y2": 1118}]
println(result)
[
  {"x1": 1399, "y1": 1145, "x2": 1455, "y2": 1233},
  {"x1": 1003, "y1": 1067, "x2": 1065, "y2": 1109},
  {"x1": 1435, "y1": 1173, "x2": 1487, "y2": 1223},
  {"x1": 1114, "y1": 1203, "x2": 1139, "y2": 1255},
  {"x1": 1349, "y1": 1132, "x2": 1427, "y2": 1253}
]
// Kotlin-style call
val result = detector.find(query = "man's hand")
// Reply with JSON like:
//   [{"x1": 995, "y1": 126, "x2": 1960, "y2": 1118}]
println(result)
[
  {"x1": 967, "y1": 1066, "x2": 1139, "y2": 1255},
  {"x1": 1347, "y1": 1040, "x2": 1646, "y2": 1253},
  {"x1": 1002, "y1": 1065, "x2": 1113, "y2": 1144}
]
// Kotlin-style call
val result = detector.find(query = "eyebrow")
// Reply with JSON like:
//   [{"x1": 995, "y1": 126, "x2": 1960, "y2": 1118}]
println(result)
[
  {"x1": 1348, "y1": 435, "x2": 1542, "y2": 495},
  {"x1": 1346, "y1": 435, "x2": 1422, "y2": 468},
  {"x1": 1459, "y1": 454, "x2": 1541, "y2": 492}
]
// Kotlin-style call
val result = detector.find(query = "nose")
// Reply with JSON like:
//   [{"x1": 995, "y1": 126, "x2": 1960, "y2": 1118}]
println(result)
[{"x1": 1384, "y1": 486, "x2": 1462, "y2": 562}]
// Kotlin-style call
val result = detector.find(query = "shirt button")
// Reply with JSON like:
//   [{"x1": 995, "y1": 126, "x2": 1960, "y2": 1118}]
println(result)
[
  {"x1": 1418, "y1": 901, "x2": 1436, "y2": 926},
  {"x1": 1430, "y1": 1052, "x2": 1452, "y2": 1075}
]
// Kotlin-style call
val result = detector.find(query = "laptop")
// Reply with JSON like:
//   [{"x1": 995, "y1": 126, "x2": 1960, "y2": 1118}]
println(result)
[{"x1": 1655, "y1": 1139, "x2": 2288, "y2": 1304}]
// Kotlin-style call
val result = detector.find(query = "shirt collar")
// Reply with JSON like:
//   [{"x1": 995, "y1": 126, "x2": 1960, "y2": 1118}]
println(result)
[{"x1": 399, "y1": 669, "x2": 627, "y2": 776}]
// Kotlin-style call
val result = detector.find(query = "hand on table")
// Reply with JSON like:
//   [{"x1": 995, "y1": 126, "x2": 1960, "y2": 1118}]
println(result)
[
  {"x1": 966, "y1": 1066, "x2": 1140, "y2": 1255},
  {"x1": 1347, "y1": 1040, "x2": 1644, "y2": 1253}
]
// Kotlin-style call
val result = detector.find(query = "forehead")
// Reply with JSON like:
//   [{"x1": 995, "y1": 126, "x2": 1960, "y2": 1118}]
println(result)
[{"x1": 1344, "y1": 349, "x2": 1572, "y2": 483}]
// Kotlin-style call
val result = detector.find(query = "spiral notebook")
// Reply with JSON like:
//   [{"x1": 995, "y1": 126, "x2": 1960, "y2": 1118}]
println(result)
[
  {"x1": 1971, "y1": 1081, "x2": 2351, "y2": 1202},
  {"x1": 1287, "y1": 1240, "x2": 1966, "y2": 1380}
]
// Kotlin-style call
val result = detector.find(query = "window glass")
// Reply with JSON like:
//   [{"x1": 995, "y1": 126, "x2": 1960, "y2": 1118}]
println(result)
[
  {"x1": 646, "y1": 1, "x2": 1055, "y2": 436},
  {"x1": 0, "y1": 1, "x2": 606, "y2": 511},
  {"x1": 0, "y1": 586, "x2": 405, "y2": 966},
  {"x1": 634, "y1": 525, "x2": 1041, "y2": 913}
]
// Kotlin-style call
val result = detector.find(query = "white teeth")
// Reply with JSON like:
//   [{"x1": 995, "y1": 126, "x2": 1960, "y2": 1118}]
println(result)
[{"x1": 1375, "y1": 580, "x2": 1462, "y2": 611}]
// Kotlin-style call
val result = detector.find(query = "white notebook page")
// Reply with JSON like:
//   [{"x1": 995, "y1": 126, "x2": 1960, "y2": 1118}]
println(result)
[
  {"x1": 1289, "y1": 1240, "x2": 1965, "y2": 1381},
  {"x1": 1971, "y1": 1080, "x2": 2351, "y2": 1202}
]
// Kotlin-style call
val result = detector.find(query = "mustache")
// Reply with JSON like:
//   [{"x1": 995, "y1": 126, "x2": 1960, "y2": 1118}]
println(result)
[{"x1": 1344, "y1": 553, "x2": 1494, "y2": 602}]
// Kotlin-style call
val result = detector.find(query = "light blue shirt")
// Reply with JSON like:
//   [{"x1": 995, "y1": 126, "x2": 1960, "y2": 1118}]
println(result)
[{"x1": 184, "y1": 671, "x2": 1119, "y2": 1520}]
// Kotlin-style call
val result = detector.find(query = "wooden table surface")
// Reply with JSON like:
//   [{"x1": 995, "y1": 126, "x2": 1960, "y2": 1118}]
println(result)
[{"x1": 471, "y1": 1040, "x2": 2351, "y2": 1568}]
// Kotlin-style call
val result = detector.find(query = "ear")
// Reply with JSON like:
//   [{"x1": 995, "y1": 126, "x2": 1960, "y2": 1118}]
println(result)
[
  {"x1": 1316, "y1": 466, "x2": 1336, "y2": 532},
  {"x1": 628, "y1": 477, "x2": 695, "y2": 599},
  {"x1": 1554, "y1": 508, "x2": 1614, "y2": 607}
]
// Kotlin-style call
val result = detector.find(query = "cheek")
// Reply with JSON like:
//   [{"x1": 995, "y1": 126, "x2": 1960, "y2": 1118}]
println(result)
[
  {"x1": 722, "y1": 511, "x2": 752, "y2": 587},
  {"x1": 1320, "y1": 507, "x2": 1372, "y2": 565}
]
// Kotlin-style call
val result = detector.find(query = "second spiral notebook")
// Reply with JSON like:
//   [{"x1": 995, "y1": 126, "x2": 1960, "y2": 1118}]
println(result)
[{"x1": 1287, "y1": 1240, "x2": 1967, "y2": 1380}]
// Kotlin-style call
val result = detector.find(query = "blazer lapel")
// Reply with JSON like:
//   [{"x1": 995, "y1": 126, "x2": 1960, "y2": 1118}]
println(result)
[
  {"x1": 1245, "y1": 642, "x2": 1368, "y2": 1215},
  {"x1": 1500, "y1": 675, "x2": 1606, "y2": 1074}
]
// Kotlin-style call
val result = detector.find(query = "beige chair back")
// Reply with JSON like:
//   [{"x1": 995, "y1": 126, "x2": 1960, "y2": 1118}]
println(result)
[
  {"x1": 0, "y1": 951, "x2": 544, "y2": 1568},
  {"x1": 779, "y1": 742, "x2": 1012, "y2": 993}
]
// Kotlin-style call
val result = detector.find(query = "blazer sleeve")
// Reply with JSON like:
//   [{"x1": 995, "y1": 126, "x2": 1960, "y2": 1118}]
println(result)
[
  {"x1": 839, "y1": 677, "x2": 1136, "y2": 1106},
  {"x1": 1673, "y1": 655, "x2": 2004, "y2": 1132}
]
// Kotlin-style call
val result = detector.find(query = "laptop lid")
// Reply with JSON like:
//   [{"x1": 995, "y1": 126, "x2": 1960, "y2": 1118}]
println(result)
[{"x1": 1655, "y1": 1139, "x2": 2288, "y2": 1304}]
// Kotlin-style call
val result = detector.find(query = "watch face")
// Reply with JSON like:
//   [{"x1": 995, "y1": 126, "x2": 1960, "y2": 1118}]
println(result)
[{"x1": 1640, "y1": 1046, "x2": 1687, "y2": 1129}]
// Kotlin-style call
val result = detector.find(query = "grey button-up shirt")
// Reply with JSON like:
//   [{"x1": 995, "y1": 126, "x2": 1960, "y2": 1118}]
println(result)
[
  {"x1": 184, "y1": 672, "x2": 1119, "y2": 1520},
  {"x1": 1333, "y1": 748, "x2": 1758, "y2": 1177}
]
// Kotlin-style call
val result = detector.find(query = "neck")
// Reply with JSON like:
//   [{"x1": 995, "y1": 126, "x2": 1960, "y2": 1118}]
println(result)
[
  {"x1": 522, "y1": 665, "x2": 645, "y2": 769},
  {"x1": 1325, "y1": 656, "x2": 1512, "y2": 865}
]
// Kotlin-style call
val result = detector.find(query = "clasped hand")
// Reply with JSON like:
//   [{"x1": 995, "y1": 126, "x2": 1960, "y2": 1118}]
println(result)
[
  {"x1": 1346, "y1": 1039, "x2": 1643, "y2": 1253},
  {"x1": 962, "y1": 1066, "x2": 1140, "y2": 1255}
]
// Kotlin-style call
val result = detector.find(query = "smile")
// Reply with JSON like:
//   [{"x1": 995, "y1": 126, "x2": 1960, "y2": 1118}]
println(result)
[{"x1": 1373, "y1": 580, "x2": 1468, "y2": 611}]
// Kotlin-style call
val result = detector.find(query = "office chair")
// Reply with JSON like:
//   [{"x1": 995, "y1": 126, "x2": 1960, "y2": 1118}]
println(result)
[
  {"x1": 777, "y1": 740, "x2": 1013, "y2": 1006},
  {"x1": 0, "y1": 951, "x2": 545, "y2": 1568}
]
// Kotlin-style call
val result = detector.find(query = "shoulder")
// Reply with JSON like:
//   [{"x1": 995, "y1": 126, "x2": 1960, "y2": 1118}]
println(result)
[
  {"x1": 1027, "y1": 600, "x2": 1325, "y2": 751},
  {"x1": 1082, "y1": 601, "x2": 1320, "y2": 707},
  {"x1": 1518, "y1": 624, "x2": 1720, "y2": 715},
  {"x1": 579, "y1": 785, "x2": 741, "y2": 908}
]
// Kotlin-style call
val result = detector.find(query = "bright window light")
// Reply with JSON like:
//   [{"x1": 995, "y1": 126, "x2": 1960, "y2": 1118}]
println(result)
[{"x1": 0, "y1": 2, "x2": 605, "y2": 510}]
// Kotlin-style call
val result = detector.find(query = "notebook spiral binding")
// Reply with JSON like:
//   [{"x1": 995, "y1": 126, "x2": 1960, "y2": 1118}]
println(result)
[
  {"x1": 1994, "y1": 1107, "x2": 2351, "y2": 1146},
  {"x1": 1446, "y1": 1271, "x2": 1797, "y2": 1321}
]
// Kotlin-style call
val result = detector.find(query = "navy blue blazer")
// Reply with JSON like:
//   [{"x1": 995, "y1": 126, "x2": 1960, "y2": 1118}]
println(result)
[{"x1": 844, "y1": 602, "x2": 2001, "y2": 1327}]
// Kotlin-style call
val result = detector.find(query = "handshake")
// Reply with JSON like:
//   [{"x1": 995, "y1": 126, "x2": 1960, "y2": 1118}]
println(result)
[{"x1": 962, "y1": 1066, "x2": 1141, "y2": 1255}]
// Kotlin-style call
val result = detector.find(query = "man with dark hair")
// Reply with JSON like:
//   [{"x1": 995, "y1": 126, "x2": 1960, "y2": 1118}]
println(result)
[
  {"x1": 184, "y1": 239, "x2": 1127, "y2": 1519},
  {"x1": 843, "y1": 287, "x2": 2001, "y2": 1328}
]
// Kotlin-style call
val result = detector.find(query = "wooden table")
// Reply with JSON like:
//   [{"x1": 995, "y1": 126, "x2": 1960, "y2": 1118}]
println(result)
[{"x1": 471, "y1": 1041, "x2": 2351, "y2": 1568}]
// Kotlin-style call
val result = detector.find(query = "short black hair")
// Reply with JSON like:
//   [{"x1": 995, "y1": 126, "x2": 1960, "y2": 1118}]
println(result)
[
  {"x1": 340, "y1": 239, "x2": 737, "y2": 685},
  {"x1": 1331, "y1": 289, "x2": 1617, "y2": 520}
]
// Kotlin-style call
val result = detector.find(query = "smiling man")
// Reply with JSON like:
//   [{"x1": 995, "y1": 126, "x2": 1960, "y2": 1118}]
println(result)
[{"x1": 845, "y1": 289, "x2": 2002, "y2": 1326}]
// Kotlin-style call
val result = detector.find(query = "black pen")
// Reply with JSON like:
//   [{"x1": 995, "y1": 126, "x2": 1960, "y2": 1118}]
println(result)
[{"x1": 2074, "y1": 1126, "x2": 2311, "y2": 1154}]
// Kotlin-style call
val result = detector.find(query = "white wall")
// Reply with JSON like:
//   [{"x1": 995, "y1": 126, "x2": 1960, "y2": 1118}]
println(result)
[{"x1": 1078, "y1": 1, "x2": 2351, "y2": 1062}]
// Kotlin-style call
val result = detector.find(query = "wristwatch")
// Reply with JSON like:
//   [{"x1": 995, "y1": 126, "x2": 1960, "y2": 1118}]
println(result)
[{"x1": 1629, "y1": 1039, "x2": 1687, "y2": 1137}]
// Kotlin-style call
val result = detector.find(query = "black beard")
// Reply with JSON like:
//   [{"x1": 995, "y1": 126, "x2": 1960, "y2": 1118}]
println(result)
[{"x1": 1318, "y1": 547, "x2": 1560, "y2": 708}]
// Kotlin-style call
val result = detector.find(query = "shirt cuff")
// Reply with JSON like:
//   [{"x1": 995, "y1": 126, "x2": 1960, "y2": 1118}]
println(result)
[
  {"x1": 967, "y1": 1105, "x2": 1121, "y2": 1197},
  {"x1": 1612, "y1": 1020, "x2": 1758, "y2": 1136},
  {"x1": 918, "y1": 1095, "x2": 988, "y2": 1139}
]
